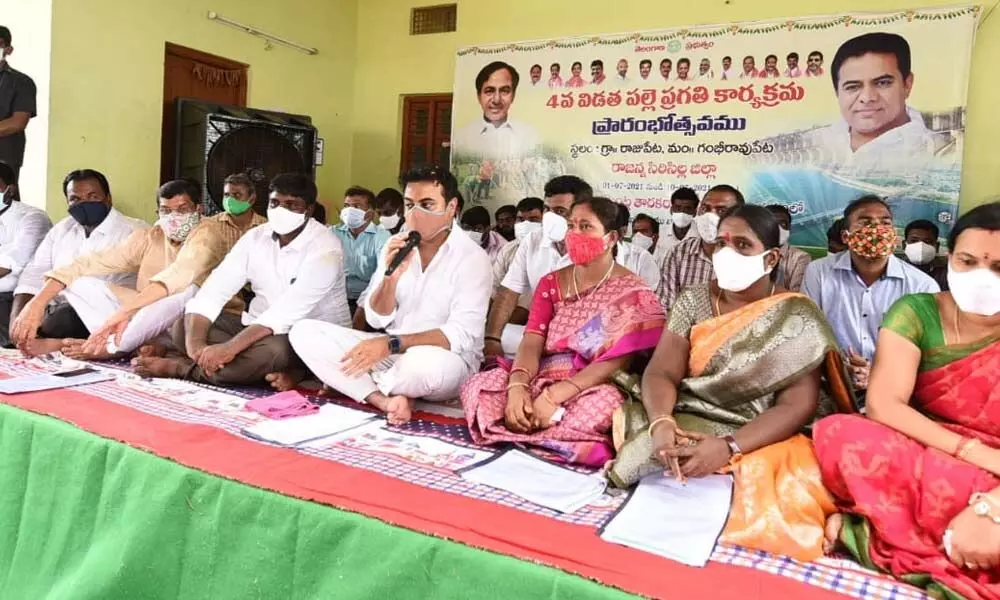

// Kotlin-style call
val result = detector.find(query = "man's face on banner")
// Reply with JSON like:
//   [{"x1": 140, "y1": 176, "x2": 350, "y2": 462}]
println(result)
[
  {"x1": 529, "y1": 65, "x2": 542, "y2": 84},
  {"x1": 722, "y1": 57, "x2": 732, "y2": 70},
  {"x1": 699, "y1": 59, "x2": 710, "y2": 74},
  {"x1": 808, "y1": 52, "x2": 824, "y2": 73},
  {"x1": 639, "y1": 61, "x2": 651, "y2": 78},
  {"x1": 617, "y1": 59, "x2": 628, "y2": 77},
  {"x1": 743, "y1": 56, "x2": 755, "y2": 73},
  {"x1": 836, "y1": 52, "x2": 913, "y2": 137},
  {"x1": 479, "y1": 67, "x2": 515, "y2": 125},
  {"x1": 765, "y1": 56, "x2": 778, "y2": 72},
  {"x1": 659, "y1": 61, "x2": 672, "y2": 79},
  {"x1": 591, "y1": 63, "x2": 603, "y2": 79}
]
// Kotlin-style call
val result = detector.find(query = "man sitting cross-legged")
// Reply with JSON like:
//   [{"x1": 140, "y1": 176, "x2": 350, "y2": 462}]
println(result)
[
  {"x1": 11, "y1": 179, "x2": 239, "y2": 359},
  {"x1": 289, "y1": 166, "x2": 491, "y2": 424},
  {"x1": 133, "y1": 173, "x2": 351, "y2": 389}
]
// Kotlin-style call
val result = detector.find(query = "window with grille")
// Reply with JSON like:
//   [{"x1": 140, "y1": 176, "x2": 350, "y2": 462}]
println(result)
[{"x1": 410, "y1": 4, "x2": 457, "y2": 35}]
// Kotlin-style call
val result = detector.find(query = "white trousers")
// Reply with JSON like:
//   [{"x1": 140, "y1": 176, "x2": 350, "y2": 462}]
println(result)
[
  {"x1": 501, "y1": 323, "x2": 524, "y2": 357},
  {"x1": 289, "y1": 320, "x2": 472, "y2": 403},
  {"x1": 61, "y1": 276, "x2": 197, "y2": 353}
]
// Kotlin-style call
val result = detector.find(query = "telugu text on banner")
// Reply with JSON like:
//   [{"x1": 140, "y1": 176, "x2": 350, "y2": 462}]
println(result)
[{"x1": 450, "y1": 6, "x2": 978, "y2": 249}]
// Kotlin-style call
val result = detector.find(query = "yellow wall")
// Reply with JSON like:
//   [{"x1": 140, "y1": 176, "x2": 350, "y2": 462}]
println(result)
[
  {"x1": 47, "y1": 0, "x2": 358, "y2": 222},
  {"x1": 350, "y1": 0, "x2": 1000, "y2": 213}
]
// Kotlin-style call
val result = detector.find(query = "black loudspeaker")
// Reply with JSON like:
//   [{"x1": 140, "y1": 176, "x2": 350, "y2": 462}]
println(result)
[{"x1": 174, "y1": 99, "x2": 317, "y2": 215}]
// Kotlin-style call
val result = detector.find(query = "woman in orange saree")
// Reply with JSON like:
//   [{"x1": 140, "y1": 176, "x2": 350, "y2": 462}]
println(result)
[
  {"x1": 815, "y1": 203, "x2": 1000, "y2": 600},
  {"x1": 609, "y1": 205, "x2": 855, "y2": 561}
]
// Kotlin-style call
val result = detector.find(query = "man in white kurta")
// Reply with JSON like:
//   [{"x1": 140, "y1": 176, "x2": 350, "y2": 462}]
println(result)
[{"x1": 291, "y1": 168, "x2": 492, "y2": 424}]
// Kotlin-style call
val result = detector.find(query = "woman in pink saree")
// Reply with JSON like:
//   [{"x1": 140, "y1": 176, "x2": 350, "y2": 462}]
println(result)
[
  {"x1": 461, "y1": 197, "x2": 665, "y2": 466},
  {"x1": 815, "y1": 203, "x2": 1000, "y2": 600}
]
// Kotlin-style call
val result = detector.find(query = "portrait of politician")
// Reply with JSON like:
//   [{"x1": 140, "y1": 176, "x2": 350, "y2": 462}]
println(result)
[
  {"x1": 452, "y1": 61, "x2": 541, "y2": 159},
  {"x1": 815, "y1": 32, "x2": 945, "y2": 169}
]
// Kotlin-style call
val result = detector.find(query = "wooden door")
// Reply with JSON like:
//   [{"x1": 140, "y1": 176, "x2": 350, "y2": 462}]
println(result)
[
  {"x1": 400, "y1": 94, "x2": 452, "y2": 175},
  {"x1": 161, "y1": 43, "x2": 248, "y2": 182}
]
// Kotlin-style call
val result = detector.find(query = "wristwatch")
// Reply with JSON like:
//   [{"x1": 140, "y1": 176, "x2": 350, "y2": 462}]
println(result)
[
  {"x1": 388, "y1": 335, "x2": 403, "y2": 354},
  {"x1": 723, "y1": 434, "x2": 744, "y2": 464},
  {"x1": 969, "y1": 493, "x2": 1000, "y2": 524}
]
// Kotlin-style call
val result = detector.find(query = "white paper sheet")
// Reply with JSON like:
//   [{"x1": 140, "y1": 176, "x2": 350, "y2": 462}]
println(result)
[
  {"x1": 0, "y1": 368, "x2": 116, "y2": 394},
  {"x1": 241, "y1": 402, "x2": 378, "y2": 446},
  {"x1": 600, "y1": 473, "x2": 733, "y2": 567},
  {"x1": 460, "y1": 450, "x2": 607, "y2": 513}
]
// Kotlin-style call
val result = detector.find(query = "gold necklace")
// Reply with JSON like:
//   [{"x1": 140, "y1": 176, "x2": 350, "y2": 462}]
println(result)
[
  {"x1": 715, "y1": 282, "x2": 775, "y2": 315},
  {"x1": 573, "y1": 260, "x2": 615, "y2": 301}
]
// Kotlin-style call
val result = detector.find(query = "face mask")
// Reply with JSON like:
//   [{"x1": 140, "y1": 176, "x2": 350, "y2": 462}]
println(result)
[
  {"x1": 222, "y1": 195, "x2": 252, "y2": 216},
  {"x1": 380, "y1": 214, "x2": 401, "y2": 230},
  {"x1": 340, "y1": 206, "x2": 368, "y2": 229},
  {"x1": 947, "y1": 265, "x2": 1000, "y2": 316},
  {"x1": 267, "y1": 205, "x2": 307, "y2": 236},
  {"x1": 68, "y1": 201, "x2": 111, "y2": 228},
  {"x1": 713, "y1": 246, "x2": 775, "y2": 292},
  {"x1": 464, "y1": 229, "x2": 484, "y2": 244},
  {"x1": 514, "y1": 220, "x2": 541, "y2": 241},
  {"x1": 778, "y1": 226, "x2": 791, "y2": 246},
  {"x1": 565, "y1": 231, "x2": 610, "y2": 265},
  {"x1": 670, "y1": 212, "x2": 694, "y2": 229},
  {"x1": 158, "y1": 211, "x2": 201, "y2": 243},
  {"x1": 631, "y1": 232, "x2": 654, "y2": 251},
  {"x1": 847, "y1": 223, "x2": 897, "y2": 260},
  {"x1": 904, "y1": 241, "x2": 936, "y2": 266},
  {"x1": 407, "y1": 204, "x2": 452, "y2": 242},
  {"x1": 694, "y1": 212, "x2": 720, "y2": 243},
  {"x1": 542, "y1": 211, "x2": 568, "y2": 243}
]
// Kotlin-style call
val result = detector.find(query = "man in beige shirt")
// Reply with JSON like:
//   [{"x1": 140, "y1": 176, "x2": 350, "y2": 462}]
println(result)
[{"x1": 12, "y1": 177, "x2": 265, "y2": 358}]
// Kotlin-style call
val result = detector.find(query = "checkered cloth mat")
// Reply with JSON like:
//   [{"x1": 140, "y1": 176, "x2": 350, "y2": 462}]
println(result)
[{"x1": 0, "y1": 352, "x2": 927, "y2": 600}]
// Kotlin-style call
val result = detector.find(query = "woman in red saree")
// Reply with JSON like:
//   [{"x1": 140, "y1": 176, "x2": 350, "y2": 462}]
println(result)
[
  {"x1": 461, "y1": 197, "x2": 665, "y2": 467},
  {"x1": 815, "y1": 203, "x2": 1000, "y2": 600}
]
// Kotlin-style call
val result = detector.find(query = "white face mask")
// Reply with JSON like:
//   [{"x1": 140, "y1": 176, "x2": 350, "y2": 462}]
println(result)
[
  {"x1": 948, "y1": 264, "x2": 1000, "y2": 316},
  {"x1": 340, "y1": 206, "x2": 367, "y2": 229},
  {"x1": 542, "y1": 211, "x2": 568, "y2": 243},
  {"x1": 713, "y1": 246, "x2": 775, "y2": 292},
  {"x1": 514, "y1": 220, "x2": 541, "y2": 241},
  {"x1": 631, "y1": 232, "x2": 654, "y2": 251},
  {"x1": 694, "y1": 212, "x2": 720, "y2": 243},
  {"x1": 904, "y1": 241, "x2": 936, "y2": 266},
  {"x1": 778, "y1": 226, "x2": 791, "y2": 246},
  {"x1": 464, "y1": 229, "x2": 484, "y2": 244},
  {"x1": 380, "y1": 214, "x2": 401, "y2": 230},
  {"x1": 670, "y1": 212, "x2": 694, "y2": 229},
  {"x1": 268, "y1": 205, "x2": 307, "y2": 236}
]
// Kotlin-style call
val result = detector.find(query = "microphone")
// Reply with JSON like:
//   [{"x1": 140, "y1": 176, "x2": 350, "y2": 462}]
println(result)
[{"x1": 385, "y1": 231, "x2": 421, "y2": 277}]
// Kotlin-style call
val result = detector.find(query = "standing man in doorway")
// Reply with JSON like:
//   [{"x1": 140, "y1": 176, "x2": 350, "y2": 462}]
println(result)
[{"x1": 0, "y1": 26, "x2": 37, "y2": 188}]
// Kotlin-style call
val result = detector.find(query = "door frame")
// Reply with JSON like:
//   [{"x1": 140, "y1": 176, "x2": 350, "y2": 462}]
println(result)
[
  {"x1": 399, "y1": 93, "x2": 453, "y2": 175},
  {"x1": 161, "y1": 43, "x2": 249, "y2": 181}
]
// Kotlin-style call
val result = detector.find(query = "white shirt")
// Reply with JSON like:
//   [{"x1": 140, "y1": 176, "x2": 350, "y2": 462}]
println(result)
[
  {"x1": 696, "y1": 70, "x2": 714, "y2": 80},
  {"x1": 0, "y1": 201, "x2": 52, "y2": 293},
  {"x1": 501, "y1": 230, "x2": 658, "y2": 297},
  {"x1": 654, "y1": 224, "x2": 693, "y2": 259},
  {"x1": 720, "y1": 68, "x2": 736, "y2": 80},
  {"x1": 451, "y1": 117, "x2": 541, "y2": 159},
  {"x1": 186, "y1": 219, "x2": 351, "y2": 334},
  {"x1": 15, "y1": 208, "x2": 147, "y2": 296},
  {"x1": 364, "y1": 229, "x2": 492, "y2": 370},
  {"x1": 616, "y1": 241, "x2": 660, "y2": 290},
  {"x1": 813, "y1": 106, "x2": 945, "y2": 171}
]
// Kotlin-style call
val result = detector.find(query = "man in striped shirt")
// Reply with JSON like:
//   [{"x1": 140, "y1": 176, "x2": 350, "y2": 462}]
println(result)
[{"x1": 657, "y1": 184, "x2": 745, "y2": 312}]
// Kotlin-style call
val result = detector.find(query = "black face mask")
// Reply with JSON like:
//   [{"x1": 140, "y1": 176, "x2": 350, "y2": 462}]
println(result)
[{"x1": 68, "y1": 202, "x2": 111, "y2": 228}]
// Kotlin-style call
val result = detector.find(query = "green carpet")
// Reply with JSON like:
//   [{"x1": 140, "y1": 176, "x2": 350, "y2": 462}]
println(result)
[{"x1": 0, "y1": 404, "x2": 635, "y2": 600}]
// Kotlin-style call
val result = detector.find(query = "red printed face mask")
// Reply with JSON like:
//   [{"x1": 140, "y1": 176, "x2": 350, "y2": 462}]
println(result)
[
  {"x1": 565, "y1": 231, "x2": 610, "y2": 265},
  {"x1": 847, "y1": 222, "x2": 897, "y2": 260}
]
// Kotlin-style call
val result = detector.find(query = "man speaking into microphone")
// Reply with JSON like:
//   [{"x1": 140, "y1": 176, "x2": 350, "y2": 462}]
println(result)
[{"x1": 291, "y1": 166, "x2": 492, "y2": 424}]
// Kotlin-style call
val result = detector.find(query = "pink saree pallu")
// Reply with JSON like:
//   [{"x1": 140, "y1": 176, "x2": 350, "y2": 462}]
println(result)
[
  {"x1": 815, "y1": 339, "x2": 1000, "y2": 600},
  {"x1": 461, "y1": 272, "x2": 665, "y2": 467}
]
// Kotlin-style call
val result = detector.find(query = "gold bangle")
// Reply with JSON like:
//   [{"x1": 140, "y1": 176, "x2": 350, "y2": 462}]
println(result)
[
  {"x1": 957, "y1": 438, "x2": 982, "y2": 461},
  {"x1": 506, "y1": 382, "x2": 530, "y2": 392},
  {"x1": 509, "y1": 367, "x2": 532, "y2": 379},
  {"x1": 564, "y1": 379, "x2": 583, "y2": 394},
  {"x1": 647, "y1": 415, "x2": 676, "y2": 437}
]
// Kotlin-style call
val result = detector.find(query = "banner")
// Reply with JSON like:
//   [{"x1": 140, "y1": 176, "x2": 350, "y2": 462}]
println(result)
[{"x1": 451, "y1": 6, "x2": 978, "y2": 249}]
